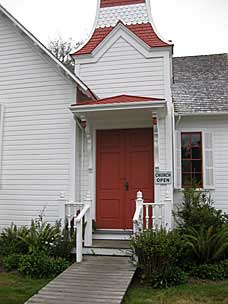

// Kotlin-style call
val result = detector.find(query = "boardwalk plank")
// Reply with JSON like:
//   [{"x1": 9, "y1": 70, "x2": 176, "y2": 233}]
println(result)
[{"x1": 25, "y1": 256, "x2": 135, "y2": 304}]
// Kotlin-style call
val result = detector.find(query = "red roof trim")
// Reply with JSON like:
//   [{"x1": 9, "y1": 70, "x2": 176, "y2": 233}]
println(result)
[
  {"x1": 73, "y1": 94, "x2": 164, "y2": 106},
  {"x1": 74, "y1": 23, "x2": 171, "y2": 56},
  {"x1": 100, "y1": 0, "x2": 145, "y2": 8}
]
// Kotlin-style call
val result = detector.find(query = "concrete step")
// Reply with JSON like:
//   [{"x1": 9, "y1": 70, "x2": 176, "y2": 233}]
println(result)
[
  {"x1": 93, "y1": 229, "x2": 133, "y2": 240},
  {"x1": 83, "y1": 239, "x2": 132, "y2": 257}
]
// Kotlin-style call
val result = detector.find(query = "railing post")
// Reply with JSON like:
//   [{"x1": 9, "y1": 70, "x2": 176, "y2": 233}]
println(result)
[
  {"x1": 76, "y1": 220, "x2": 83, "y2": 263},
  {"x1": 84, "y1": 192, "x2": 92, "y2": 247},
  {"x1": 164, "y1": 192, "x2": 172, "y2": 230},
  {"x1": 133, "y1": 191, "x2": 144, "y2": 234}
]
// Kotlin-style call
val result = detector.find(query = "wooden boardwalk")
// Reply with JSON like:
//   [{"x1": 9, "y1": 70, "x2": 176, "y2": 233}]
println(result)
[{"x1": 25, "y1": 256, "x2": 135, "y2": 304}]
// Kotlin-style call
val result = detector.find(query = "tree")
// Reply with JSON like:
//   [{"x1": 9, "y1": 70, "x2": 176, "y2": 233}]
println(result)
[{"x1": 48, "y1": 37, "x2": 82, "y2": 73}]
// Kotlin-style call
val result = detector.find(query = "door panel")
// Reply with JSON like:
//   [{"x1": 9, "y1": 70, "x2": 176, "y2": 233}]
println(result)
[
  {"x1": 96, "y1": 130, "x2": 125, "y2": 229},
  {"x1": 125, "y1": 129, "x2": 154, "y2": 229},
  {"x1": 96, "y1": 128, "x2": 153, "y2": 229}
]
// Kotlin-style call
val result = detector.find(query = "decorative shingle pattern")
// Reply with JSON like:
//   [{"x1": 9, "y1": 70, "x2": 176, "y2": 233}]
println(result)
[
  {"x1": 74, "y1": 23, "x2": 170, "y2": 55},
  {"x1": 173, "y1": 54, "x2": 228, "y2": 114},
  {"x1": 100, "y1": 0, "x2": 145, "y2": 7},
  {"x1": 97, "y1": 3, "x2": 149, "y2": 28}
]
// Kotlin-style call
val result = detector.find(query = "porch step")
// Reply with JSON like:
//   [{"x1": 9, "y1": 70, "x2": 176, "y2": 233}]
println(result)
[
  {"x1": 25, "y1": 256, "x2": 136, "y2": 304},
  {"x1": 93, "y1": 229, "x2": 133, "y2": 240},
  {"x1": 83, "y1": 240, "x2": 132, "y2": 257}
]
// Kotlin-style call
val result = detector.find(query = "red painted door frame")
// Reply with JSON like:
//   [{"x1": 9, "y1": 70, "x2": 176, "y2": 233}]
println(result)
[{"x1": 96, "y1": 128, "x2": 154, "y2": 229}]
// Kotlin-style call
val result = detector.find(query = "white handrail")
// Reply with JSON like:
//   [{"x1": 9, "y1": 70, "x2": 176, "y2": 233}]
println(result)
[
  {"x1": 65, "y1": 192, "x2": 92, "y2": 263},
  {"x1": 133, "y1": 205, "x2": 143, "y2": 222},
  {"x1": 132, "y1": 191, "x2": 172, "y2": 233},
  {"x1": 75, "y1": 205, "x2": 90, "y2": 222}
]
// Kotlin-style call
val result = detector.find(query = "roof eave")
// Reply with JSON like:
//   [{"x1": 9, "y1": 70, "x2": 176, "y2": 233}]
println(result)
[
  {"x1": 174, "y1": 111, "x2": 228, "y2": 116},
  {"x1": 69, "y1": 100, "x2": 167, "y2": 114}
]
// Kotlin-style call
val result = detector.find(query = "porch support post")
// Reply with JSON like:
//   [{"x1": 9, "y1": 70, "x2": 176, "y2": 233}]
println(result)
[
  {"x1": 84, "y1": 192, "x2": 92, "y2": 247},
  {"x1": 153, "y1": 112, "x2": 160, "y2": 204},
  {"x1": 85, "y1": 121, "x2": 93, "y2": 195},
  {"x1": 84, "y1": 120, "x2": 93, "y2": 247}
]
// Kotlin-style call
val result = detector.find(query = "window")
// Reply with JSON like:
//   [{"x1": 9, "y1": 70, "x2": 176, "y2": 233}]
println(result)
[{"x1": 181, "y1": 132, "x2": 203, "y2": 187}]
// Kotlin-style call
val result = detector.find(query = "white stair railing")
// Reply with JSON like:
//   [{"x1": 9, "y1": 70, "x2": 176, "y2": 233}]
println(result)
[
  {"x1": 133, "y1": 191, "x2": 172, "y2": 234},
  {"x1": 65, "y1": 193, "x2": 92, "y2": 263}
]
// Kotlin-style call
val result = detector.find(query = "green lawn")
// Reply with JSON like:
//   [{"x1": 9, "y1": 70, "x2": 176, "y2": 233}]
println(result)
[
  {"x1": 124, "y1": 281, "x2": 228, "y2": 304},
  {"x1": 0, "y1": 273, "x2": 49, "y2": 304}
]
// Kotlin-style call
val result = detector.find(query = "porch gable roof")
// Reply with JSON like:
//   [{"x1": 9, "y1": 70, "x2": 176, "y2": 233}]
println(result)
[
  {"x1": 70, "y1": 94, "x2": 167, "y2": 115},
  {"x1": 73, "y1": 94, "x2": 164, "y2": 106}
]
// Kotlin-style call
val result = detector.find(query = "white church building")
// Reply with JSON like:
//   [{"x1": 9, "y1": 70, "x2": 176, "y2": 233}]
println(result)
[{"x1": 0, "y1": 0, "x2": 227, "y2": 260}]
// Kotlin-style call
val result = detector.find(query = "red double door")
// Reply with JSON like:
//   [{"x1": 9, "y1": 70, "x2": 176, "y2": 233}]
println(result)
[{"x1": 96, "y1": 128, "x2": 154, "y2": 230}]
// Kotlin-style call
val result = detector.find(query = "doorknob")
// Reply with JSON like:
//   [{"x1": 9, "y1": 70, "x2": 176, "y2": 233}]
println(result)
[{"x1": 124, "y1": 180, "x2": 129, "y2": 191}]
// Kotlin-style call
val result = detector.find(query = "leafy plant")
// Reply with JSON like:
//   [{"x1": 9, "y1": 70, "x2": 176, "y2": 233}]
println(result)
[
  {"x1": 0, "y1": 223, "x2": 29, "y2": 256},
  {"x1": 3, "y1": 254, "x2": 22, "y2": 272},
  {"x1": 18, "y1": 252, "x2": 69, "y2": 278},
  {"x1": 184, "y1": 226, "x2": 228, "y2": 264},
  {"x1": 18, "y1": 218, "x2": 61, "y2": 254},
  {"x1": 130, "y1": 228, "x2": 187, "y2": 288},
  {"x1": 190, "y1": 263, "x2": 225, "y2": 281},
  {"x1": 49, "y1": 224, "x2": 75, "y2": 260},
  {"x1": 190, "y1": 260, "x2": 228, "y2": 281},
  {"x1": 173, "y1": 188, "x2": 227, "y2": 233}
]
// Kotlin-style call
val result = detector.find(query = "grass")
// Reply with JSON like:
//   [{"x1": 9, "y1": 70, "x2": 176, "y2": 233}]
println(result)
[
  {"x1": 123, "y1": 280, "x2": 228, "y2": 304},
  {"x1": 0, "y1": 272, "x2": 49, "y2": 304}
]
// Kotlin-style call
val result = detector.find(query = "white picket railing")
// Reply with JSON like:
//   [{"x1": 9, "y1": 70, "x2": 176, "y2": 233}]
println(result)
[
  {"x1": 65, "y1": 193, "x2": 92, "y2": 263},
  {"x1": 133, "y1": 191, "x2": 172, "y2": 234}
]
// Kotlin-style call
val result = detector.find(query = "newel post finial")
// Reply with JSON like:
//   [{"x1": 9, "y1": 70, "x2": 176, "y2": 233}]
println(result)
[{"x1": 136, "y1": 190, "x2": 143, "y2": 207}]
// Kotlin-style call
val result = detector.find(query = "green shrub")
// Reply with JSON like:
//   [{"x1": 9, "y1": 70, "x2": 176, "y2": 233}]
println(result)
[
  {"x1": 49, "y1": 226, "x2": 75, "y2": 260},
  {"x1": 18, "y1": 218, "x2": 62, "y2": 254},
  {"x1": 17, "y1": 218, "x2": 75, "y2": 259},
  {"x1": 190, "y1": 263, "x2": 226, "y2": 281},
  {"x1": 173, "y1": 188, "x2": 227, "y2": 233},
  {"x1": 0, "y1": 223, "x2": 29, "y2": 256},
  {"x1": 130, "y1": 228, "x2": 187, "y2": 288},
  {"x1": 184, "y1": 226, "x2": 228, "y2": 264},
  {"x1": 3, "y1": 254, "x2": 22, "y2": 272},
  {"x1": 152, "y1": 266, "x2": 188, "y2": 288},
  {"x1": 18, "y1": 251, "x2": 70, "y2": 278}
]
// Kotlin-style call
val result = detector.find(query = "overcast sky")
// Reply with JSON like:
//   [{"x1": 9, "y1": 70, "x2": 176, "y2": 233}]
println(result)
[{"x1": 1, "y1": 0, "x2": 227, "y2": 57}]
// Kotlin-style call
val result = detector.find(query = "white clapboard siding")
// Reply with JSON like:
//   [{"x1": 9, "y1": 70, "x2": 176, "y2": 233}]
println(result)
[
  {"x1": 0, "y1": 12, "x2": 76, "y2": 228},
  {"x1": 174, "y1": 116, "x2": 228, "y2": 213},
  {"x1": 79, "y1": 37, "x2": 165, "y2": 98}
]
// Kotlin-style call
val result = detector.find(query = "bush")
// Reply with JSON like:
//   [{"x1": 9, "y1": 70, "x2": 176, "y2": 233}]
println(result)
[
  {"x1": 0, "y1": 223, "x2": 29, "y2": 256},
  {"x1": 18, "y1": 251, "x2": 70, "y2": 278},
  {"x1": 184, "y1": 225, "x2": 228, "y2": 264},
  {"x1": 49, "y1": 226, "x2": 75, "y2": 260},
  {"x1": 0, "y1": 217, "x2": 75, "y2": 261},
  {"x1": 173, "y1": 188, "x2": 227, "y2": 233},
  {"x1": 190, "y1": 260, "x2": 228, "y2": 281},
  {"x1": 152, "y1": 266, "x2": 188, "y2": 288},
  {"x1": 3, "y1": 254, "x2": 22, "y2": 272},
  {"x1": 130, "y1": 228, "x2": 187, "y2": 288},
  {"x1": 18, "y1": 218, "x2": 62, "y2": 254}
]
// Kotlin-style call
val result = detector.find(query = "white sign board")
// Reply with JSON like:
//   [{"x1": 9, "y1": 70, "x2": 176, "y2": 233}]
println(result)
[{"x1": 155, "y1": 171, "x2": 172, "y2": 185}]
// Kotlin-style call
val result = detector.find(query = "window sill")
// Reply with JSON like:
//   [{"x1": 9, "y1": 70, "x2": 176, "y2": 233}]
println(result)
[{"x1": 174, "y1": 187, "x2": 215, "y2": 192}]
